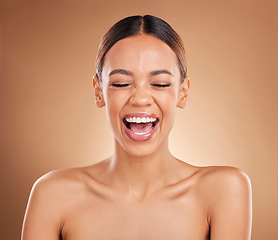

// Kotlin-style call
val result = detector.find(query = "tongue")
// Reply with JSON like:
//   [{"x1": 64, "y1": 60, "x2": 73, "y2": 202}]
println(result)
[{"x1": 129, "y1": 122, "x2": 153, "y2": 133}]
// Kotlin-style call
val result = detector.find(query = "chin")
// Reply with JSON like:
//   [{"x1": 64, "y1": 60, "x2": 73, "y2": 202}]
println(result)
[
  {"x1": 115, "y1": 134, "x2": 169, "y2": 159},
  {"x1": 125, "y1": 144, "x2": 158, "y2": 158}
]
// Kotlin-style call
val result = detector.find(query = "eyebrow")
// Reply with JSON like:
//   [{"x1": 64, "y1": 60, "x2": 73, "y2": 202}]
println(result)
[
  {"x1": 108, "y1": 69, "x2": 134, "y2": 77},
  {"x1": 109, "y1": 68, "x2": 174, "y2": 78},
  {"x1": 149, "y1": 69, "x2": 174, "y2": 77}
]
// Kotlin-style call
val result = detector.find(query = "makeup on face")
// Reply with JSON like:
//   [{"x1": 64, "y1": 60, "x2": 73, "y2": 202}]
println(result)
[{"x1": 100, "y1": 34, "x2": 183, "y2": 154}]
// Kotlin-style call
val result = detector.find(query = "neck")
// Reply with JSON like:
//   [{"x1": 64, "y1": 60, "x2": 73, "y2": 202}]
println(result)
[{"x1": 106, "y1": 138, "x2": 179, "y2": 199}]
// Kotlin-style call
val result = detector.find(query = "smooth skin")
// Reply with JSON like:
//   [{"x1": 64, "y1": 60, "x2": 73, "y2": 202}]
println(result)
[{"x1": 22, "y1": 34, "x2": 252, "y2": 240}]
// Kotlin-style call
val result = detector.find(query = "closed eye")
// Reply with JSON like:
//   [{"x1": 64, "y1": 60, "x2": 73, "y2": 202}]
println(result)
[
  {"x1": 111, "y1": 83, "x2": 130, "y2": 87},
  {"x1": 151, "y1": 83, "x2": 171, "y2": 88}
]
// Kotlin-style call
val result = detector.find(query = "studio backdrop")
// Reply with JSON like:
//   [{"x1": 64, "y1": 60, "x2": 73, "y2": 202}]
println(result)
[{"x1": 1, "y1": 0, "x2": 277, "y2": 239}]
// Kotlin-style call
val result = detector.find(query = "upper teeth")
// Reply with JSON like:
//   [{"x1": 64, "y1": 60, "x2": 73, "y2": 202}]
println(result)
[{"x1": 125, "y1": 117, "x2": 157, "y2": 123}]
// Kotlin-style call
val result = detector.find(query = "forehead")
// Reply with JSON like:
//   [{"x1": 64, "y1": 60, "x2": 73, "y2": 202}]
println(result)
[{"x1": 102, "y1": 34, "x2": 179, "y2": 77}]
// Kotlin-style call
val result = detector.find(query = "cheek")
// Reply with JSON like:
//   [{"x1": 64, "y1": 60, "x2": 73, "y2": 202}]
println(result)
[
  {"x1": 153, "y1": 89, "x2": 179, "y2": 124},
  {"x1": 105, "y1": 90, "x2": 128, "y2": 121},
  {"x1": 153, "y1": 88, "x2": 179, "y2": 109}
]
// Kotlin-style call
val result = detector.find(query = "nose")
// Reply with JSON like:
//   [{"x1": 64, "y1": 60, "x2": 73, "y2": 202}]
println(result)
[{"x1": 129, "y1": 85, "x2": 154, "y2": 107}]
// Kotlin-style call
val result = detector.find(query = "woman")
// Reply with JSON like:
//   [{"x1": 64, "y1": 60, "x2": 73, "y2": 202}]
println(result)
[{"x1": 22, "y1": 15, "x2": 252, "y2": 240}]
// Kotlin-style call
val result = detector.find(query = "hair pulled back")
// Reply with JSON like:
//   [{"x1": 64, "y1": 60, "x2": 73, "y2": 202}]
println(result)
[{"x1": 95, "y1": 15, "x2": 187, "y2": 83}]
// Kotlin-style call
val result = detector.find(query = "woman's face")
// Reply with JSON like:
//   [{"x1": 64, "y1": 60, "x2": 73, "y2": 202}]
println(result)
[{"x1": 95, "y1": 34, "x2": 189, "y2": 157}]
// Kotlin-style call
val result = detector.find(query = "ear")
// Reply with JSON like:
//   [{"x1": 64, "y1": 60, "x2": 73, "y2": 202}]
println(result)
[
  {"x1": 177, "y1": 76, "x2": 190, "y2": 109},
  {"x1": 92, "y1": 75, "x2": 105, "y2": 108}
]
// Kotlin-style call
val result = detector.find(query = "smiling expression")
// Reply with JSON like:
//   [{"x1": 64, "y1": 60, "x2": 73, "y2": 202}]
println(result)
[{"x1": 94, "y1": 34, "x2": 189, "y2": 157}]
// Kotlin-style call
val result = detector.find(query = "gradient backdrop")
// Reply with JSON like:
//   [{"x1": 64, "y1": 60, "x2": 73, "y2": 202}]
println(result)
[{"x1": 1, "y1": 0, "x2": 278, "y2": 239}]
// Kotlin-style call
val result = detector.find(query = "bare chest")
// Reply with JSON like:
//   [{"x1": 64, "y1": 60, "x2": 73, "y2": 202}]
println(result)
[{"x1": 61, "y1": 195, "x2": 209, "y2": 240}]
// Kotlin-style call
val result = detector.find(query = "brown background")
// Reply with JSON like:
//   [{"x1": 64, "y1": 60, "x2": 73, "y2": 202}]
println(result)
[{"x1": 1, "y1": 0, "x2": 277, "y2": 239}]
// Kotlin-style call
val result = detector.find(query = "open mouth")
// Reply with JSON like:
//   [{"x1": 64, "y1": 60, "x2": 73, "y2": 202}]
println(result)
[
  {"x1": 122, "y1": 113, "x2": 159, "y2": 141},
  {"x1": 123, "y1": 117, "x2": 159, "y2": 135}
]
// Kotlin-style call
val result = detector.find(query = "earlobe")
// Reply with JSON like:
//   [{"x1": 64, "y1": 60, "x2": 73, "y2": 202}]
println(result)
[
  {"x1": 177, "y1": 76, "x2": 190, "y2": 109},
  {"x1": 92, "y1": 75, "x2": 105, "y2": 108}
]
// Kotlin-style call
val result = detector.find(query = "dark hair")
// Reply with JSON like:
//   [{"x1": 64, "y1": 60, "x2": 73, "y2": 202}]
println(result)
[{"x1": 95, "y1": 15, "x2": 187, "y2": 83}]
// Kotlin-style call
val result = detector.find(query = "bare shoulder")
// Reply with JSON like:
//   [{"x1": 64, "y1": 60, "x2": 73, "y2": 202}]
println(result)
[
  {"x1": 30, "y1": 160, "x2": 110, "y2": 202},
  {"x1": 32, "y1": 167, "x2": 89, "y2": 198},
  {"x1": 195, "y1": 166, "x2": 252, "y2": 205},
  {"x1": 22, "y1": 167, "x2": 91, "y2": 239},
  {"x1": 197, "y1": 166, "x2": 251, "y2": 189},
  {"x1": 194, "y1": 166, "x2": 252, "y2": 239},
  {"x1": 26, "y1": 167, "x2": 91, "y2": 217}
]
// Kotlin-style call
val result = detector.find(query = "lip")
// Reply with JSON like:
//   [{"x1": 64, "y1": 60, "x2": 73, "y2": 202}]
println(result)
[{"x1": 122, "y1": 112, "x2": 159, "y2": 142}]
